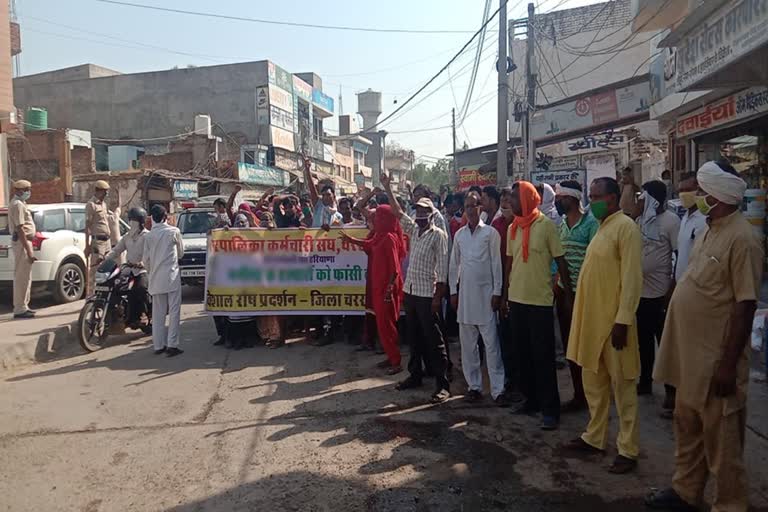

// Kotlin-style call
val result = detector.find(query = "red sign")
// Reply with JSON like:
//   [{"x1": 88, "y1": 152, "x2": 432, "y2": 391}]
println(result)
[
  {"x1": 591, "y1": 91, "x2": 619, "y2": 124},
  {"x1": 575, "y1": 99, "x2": 591, "y2": 117},
  {"x1": 458, "y1": 168, "x2": 496, "y2": 190}
]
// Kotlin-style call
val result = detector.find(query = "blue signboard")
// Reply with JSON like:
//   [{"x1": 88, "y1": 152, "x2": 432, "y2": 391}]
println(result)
[
  {"x1": 173, "y1": 180, "x2": 198, "y2": 200},
  {"x1": 312, "y1": 89, "x2": 335, "y2": 115},
  {"x1": 238, "y1": 162, "x2": 288, "y2": 187}
]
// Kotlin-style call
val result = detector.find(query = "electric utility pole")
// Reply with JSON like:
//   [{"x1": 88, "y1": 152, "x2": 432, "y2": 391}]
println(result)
[
  {"x1": 452, "y1": 107, "x2": 458, "y2": 178},
  {"x1": 497, "y1": 0, "x2": 508, "y2": 186},
  {"x1": 525, "y1": 2, "x2": 537, "y2": 180}
]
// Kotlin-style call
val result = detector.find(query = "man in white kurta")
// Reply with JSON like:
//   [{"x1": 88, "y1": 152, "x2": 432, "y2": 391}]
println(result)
[
  {"x1": 449, "y1": 192, "x2": 506, "y2": 402},
  {"x1": 144, "y1": 205, "x2": 185, "y2": 356}
]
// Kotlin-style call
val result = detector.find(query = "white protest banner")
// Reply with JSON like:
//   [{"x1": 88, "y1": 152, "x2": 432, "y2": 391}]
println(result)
[{"x1": 205, "y1": 227, "x2": 369, "y2": 316}]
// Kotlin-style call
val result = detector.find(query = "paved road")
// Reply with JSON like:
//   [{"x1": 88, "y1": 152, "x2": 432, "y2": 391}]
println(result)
[{"x1": 1, "y1": 299, "x2": 767, "y2": 511}]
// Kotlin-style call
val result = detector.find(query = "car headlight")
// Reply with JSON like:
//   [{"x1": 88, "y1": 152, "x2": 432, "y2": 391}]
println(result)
[{"x1": 95, "y1": 271, "x2": 111, "y2": 285}]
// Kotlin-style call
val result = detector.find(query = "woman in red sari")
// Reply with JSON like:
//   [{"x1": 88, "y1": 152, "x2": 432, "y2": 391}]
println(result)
[{"x1": 341, "y1": 205, "x2": 406, "y2": 374}]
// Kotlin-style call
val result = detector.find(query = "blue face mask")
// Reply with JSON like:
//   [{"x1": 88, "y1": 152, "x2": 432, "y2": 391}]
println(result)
[{"x1": 19, "y1": 191, "x2": 31, "y2": 202}]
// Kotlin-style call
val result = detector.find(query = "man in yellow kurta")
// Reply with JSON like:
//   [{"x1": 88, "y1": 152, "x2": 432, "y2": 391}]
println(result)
[
  {"x1": 565, "y1": 176, "x2": 643, "y2": 474},
  {"x1": 646, "y1": 161, "x2": 762, "y2": 512}
]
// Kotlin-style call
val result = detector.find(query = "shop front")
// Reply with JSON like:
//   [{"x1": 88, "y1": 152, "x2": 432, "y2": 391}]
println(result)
[{"x1": 671, "y1": 87, "x2": 768, "y2": 238}]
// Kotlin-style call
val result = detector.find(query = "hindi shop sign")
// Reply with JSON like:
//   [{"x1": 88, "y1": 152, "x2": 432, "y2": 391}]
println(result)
[
  {"x1": 237, "y1": 162, "x2": 288, "y2": 187},
  {"x1": 173, "y1": 180, "x2": 198, "y2": 200},
  {"x1": 676, "y1": 86, "x2": 768, "y2": 137},
  {"x1": 531, "y1": 79, "x2": 651, "y2": 142},
  {"x1": 205, "y1": 227, "x2": 369, "y2": 316},
  {"x1": 458, "y1": 167, "x2": 496, "y2": 190},
  {"x1": 531, "y1": 169, "x2": 586, "y2": 190},
  {"x1": 675, "y1": 0, "x2": 768, "y2": 91}
]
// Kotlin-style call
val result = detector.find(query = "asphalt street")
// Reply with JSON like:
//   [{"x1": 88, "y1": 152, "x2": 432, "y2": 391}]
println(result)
[{"x1": 1, "y1": 292, "x2": 767, "y2": 512}]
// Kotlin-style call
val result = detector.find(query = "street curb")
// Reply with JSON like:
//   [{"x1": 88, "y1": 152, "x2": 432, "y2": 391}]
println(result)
[{"x1": 0, "y1": 320, "x2": 82, "y2": 370}]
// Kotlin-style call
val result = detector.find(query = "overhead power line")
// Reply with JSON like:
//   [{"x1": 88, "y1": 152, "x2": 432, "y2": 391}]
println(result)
[{"x1": 95, "y1": 0, "x2": 475, "y2": 34}]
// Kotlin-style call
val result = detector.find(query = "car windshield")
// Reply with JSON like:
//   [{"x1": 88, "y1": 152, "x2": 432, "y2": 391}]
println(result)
[{"x1": 177, "y1": 211, "x2": 217, "y2": 234}]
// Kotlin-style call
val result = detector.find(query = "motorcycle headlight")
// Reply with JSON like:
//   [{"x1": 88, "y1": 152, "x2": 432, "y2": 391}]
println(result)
[{"x1": 95, "y1": 271, "x2": 111, "y2": 284}]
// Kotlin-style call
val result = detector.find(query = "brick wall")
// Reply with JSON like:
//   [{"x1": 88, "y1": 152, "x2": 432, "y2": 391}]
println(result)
[
  {"x1": 71, "y1": 146, "x2": 95, "y2": 175},
  {"x1": 31, "y1": 178, "x2": 65, "y2": 204},
  {"x1": 139, "y1": 152, "x2": 194, "y2": 173},
  {"x1": 536, "y1": 0, "x2": 630, "y2": 39}
]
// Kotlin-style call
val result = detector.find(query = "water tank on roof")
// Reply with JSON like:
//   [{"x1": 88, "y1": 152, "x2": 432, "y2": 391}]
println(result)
[
  {"x1": 26, "y1": 107, "x2": 48, "y2": 131},
  {"x1": 194, "y1": 114, "x2": 212, "y2": 137}
]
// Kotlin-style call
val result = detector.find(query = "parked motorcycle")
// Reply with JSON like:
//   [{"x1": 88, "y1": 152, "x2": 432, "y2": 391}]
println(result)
[{"x1": 77, "y1": 259, "x2": 152, "y2": 352}]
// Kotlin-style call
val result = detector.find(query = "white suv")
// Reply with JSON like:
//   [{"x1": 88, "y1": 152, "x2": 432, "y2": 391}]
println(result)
[{"x1": 0, "y1": 203, "x2": 129, "y2": 304}]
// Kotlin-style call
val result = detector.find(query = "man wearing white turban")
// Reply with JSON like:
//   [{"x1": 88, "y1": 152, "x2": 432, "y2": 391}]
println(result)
[{"x1": 647, "y1": 161, "x2": 762, "y2": 512}]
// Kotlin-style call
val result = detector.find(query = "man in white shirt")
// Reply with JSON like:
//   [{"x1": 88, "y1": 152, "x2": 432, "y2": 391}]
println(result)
[
  {"x1": 106, "y1": 207, "x2": 149, "y2": 327},
  {"x1": 449, "y1": 191, "x2": 506, "y2": 405},
  {"x1": 675, "y1": 172, "x2": 708, "y2": 283},
  {"x1": 635, "y1": 181, "x2": 680, "y2": 396},
  {"x1": 144, "y1": 205, "x2": 185, "y2": 357}
]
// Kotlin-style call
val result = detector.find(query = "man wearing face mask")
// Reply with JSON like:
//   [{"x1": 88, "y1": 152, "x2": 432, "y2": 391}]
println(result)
[
  {"x1": 674, "y1": 172, "x2": 707, "y2": 284},
  {"x1": 554, "y1": 181, "x2": 599, "y2": 412},
  {"x1": 382, "y1": 174, "x2": 451, "y2": 403},
  {"x1": 493, "y1": 187, "x2": 521, "y2": 398},
  {"x1": 647, "y1": 161, "x2": 761, "y2": 512},
  {"x1": 144, "y1": 205, "x2": 185, "y2": 357},
  {"x1": 9, "y1": 180, "x2": 37, "y2": 319},
  {"x1": 565, "y1": 177, "x2": 642, "y2": 474},
  {"x1": 635, "y1": 181, "x2": 680, "y2": 398},
  {"x1": 106, "y1": 207, "x2": 149, "y2": 326},
  {"x1": 85, "y1": 180, "x2": 113, "y2": 294}
]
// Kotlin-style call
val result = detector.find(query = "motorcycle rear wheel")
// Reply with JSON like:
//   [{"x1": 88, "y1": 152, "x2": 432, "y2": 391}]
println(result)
[{"x1": 78, "y1": 302, "x2": 108, "y2": 352}]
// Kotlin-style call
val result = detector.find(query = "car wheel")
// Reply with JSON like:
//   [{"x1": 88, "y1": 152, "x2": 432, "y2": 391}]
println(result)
[{"x1": 53, "y1": 262, "x2": 85, "y2": 303}]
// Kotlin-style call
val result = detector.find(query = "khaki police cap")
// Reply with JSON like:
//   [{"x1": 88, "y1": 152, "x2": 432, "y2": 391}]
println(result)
[
  {"x1": 95, "y1": 180, "x2": 111, "y2": 190},
  {"x1": 13, "y1": 179, "x2": 31, "y2": 189}
]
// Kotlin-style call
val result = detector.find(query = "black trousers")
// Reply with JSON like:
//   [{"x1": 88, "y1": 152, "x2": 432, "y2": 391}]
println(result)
[
  {"x1": 509, "y1": 302, "x2": 560, "y2": 419},
  {"x1": 404, "y1": 293, "x2": 449, "y2": 391},
  {"x1": 213, "y1": 316, "x2": 227, "y2": 338},
  {"x1": 128, "y1": 273, "x2": 148, "y2": 324},
  {"x1": 637, "y1": 296, "x2": 667, "y2": 387},
  {"x1": 498, "y1": 313, "x2": 520, "y2": 392}
]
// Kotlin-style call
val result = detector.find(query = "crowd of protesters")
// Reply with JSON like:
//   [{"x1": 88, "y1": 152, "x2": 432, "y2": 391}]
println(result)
[{"x1": 196, "y1": 156, "x2": 760, "y2": 511}]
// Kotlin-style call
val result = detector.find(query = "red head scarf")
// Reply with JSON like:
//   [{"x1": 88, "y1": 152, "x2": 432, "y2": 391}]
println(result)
[
  {"x1": 508, "y1": 181, "x2": 541, "y2": 262},
  {"x1": 362, "y1": 205, "x2": 406, "y2": 261}
]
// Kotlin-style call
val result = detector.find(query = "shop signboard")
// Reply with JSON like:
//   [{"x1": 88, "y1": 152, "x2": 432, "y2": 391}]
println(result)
[
  {"x1": 548, "y1": 155, "x2": 580, "y2": 171},
  {"x1": 676, "y1": 86, "x2": 768, "y2": 137},
  {"x1": 649, "y1": 47, "x2": 678, "y2": 103},
  {"x1": 352, "y1": 141, "x2": 369, "y2": 154},
  {"x1": 268, "y1": 85, "x2": 293, "y2": 113},
  {"x1": 237, "y1": 162, "x2": 288, "y2": 187},
  {"x1": 458, "y1": 166, "x2": 496, "y2": 190},
  {"x1": 531, "y1": 169, "x2": 586, "y2": 190},
  {"x1": 270, "y1": 105, "x2": 295, "y2": 133},
  {"x1": 312, "y1": 88, "x2": 335, "y2": 115},
  {"x1": 531, "y1": 79, "x2": 651, "y2": 142},
  {"x1": 270, "y1": 126, "x2": 296, "y2": 152},
  {"x1": 173, "y1": 180, "x2": 198, "y2": 200},
  {"x1": 563, "y1": 131, "x2": 629, "y2": 154},
  {"x1": 293, "y1": 76, "x2": 313, "y2": 102},
  {"x1": 274, "y1": 64, "x2": 294, "y2": 94},
  {"x1": 674, "y1": 0, "x2": 768, "y2": 91},
  {"x1": 256, "y1": 87, "x2": 268, "y2": 109}
]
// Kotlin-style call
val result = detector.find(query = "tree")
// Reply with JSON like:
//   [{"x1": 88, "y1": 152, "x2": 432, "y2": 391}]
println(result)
[{"x1": 409, "y1": 159, "x2": 451, "y2": 191}]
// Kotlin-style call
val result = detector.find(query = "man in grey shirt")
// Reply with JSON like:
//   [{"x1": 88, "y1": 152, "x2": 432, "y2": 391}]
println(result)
[{"x1": 635, "y1": 180, "x2": 680, "y2": 397}]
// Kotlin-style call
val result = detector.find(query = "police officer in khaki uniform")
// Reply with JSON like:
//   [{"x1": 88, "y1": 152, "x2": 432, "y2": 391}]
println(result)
[
  {"x1": 9, "y1": 180, "x2": 37, "y2": 319},
  {"x1": 85, "y1": 180, "x2": 113, "y2": 292}
]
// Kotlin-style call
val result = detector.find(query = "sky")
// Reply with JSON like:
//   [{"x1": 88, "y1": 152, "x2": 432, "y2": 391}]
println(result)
[{"x1": 15, "y1": 0, "x2": 601, "y2": 161}]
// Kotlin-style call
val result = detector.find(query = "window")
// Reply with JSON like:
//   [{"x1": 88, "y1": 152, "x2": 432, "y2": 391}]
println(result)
[
  {"x1": 35, "y1": 209, "x2": 66, "y2": 232},
  {"x1": 70, "y1": 209, "x2": 86, "y2": 233},
  {"x1": 243, "y1": 150, "x2": 257, "y2": 164}
]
